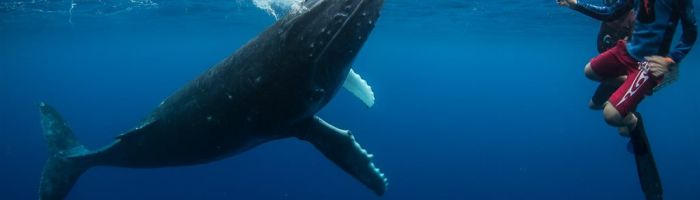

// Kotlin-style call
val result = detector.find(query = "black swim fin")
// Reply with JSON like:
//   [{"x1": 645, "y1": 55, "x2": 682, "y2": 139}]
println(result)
[{"x1": 629, "y1": 112, "x2": 663, "y2": 200}]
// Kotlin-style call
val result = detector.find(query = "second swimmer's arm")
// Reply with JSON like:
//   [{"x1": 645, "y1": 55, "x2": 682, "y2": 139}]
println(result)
[
  {"x1": 669, "y1": 0, "x2": 698, "y2": 63},
  {"x1": 560, "y1": 0, "x2": 634, "y2": 22}
]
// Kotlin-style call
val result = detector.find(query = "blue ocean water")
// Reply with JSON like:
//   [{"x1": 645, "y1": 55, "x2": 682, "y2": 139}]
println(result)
[{"x1": 1, "y1": 0, "x2": 699, "y2": 199}]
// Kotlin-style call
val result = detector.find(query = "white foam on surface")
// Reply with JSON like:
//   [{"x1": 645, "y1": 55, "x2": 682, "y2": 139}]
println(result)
[{"x1": 250, "y1": 0, "x2": 304, "y2": 20}]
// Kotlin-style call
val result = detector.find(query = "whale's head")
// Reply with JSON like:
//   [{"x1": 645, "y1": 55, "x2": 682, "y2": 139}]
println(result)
[{"x1": 276, "y1": 0, "x2": 383, "y2": 93}]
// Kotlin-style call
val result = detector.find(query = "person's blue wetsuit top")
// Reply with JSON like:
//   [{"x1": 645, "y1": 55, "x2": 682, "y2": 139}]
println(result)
[{"x1": 573, "y1": 0, "x2": 697, "y2": 63}]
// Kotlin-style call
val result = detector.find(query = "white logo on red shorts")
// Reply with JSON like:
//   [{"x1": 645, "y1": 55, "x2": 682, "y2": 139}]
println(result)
[{"x1": 617, "y1": 62, "x2": 650, "y2": 107}]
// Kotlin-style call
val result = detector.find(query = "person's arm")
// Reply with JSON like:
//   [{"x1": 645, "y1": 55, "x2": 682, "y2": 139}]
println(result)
[
  {"x1": 563, "y1": 0, "x2": 634, "y2": 22},
  {"x1": 669, "y1": 0, "x2": 697, "y2": 63}
]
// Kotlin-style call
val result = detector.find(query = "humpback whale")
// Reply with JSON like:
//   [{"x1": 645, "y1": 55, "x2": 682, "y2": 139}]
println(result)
[{"x1": 38, "y1": 0, "x2": 386, "y2": 199}]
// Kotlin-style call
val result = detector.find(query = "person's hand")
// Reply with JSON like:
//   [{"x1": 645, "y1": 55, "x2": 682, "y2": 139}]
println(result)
[
  {"x1": 645, "y1": 56, "x2": 676, "y2": 77},
  {"x1": 557, "y1": 0, "x2": 578, "y2": 7}
]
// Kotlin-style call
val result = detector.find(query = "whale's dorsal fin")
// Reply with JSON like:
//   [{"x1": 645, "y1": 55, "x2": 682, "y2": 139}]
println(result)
[
  {"x1": 294, "y1": 116, "x2": 387, "y2": 196},
  {"x1": 116, "y1": 119, "x2": 161, "y2": 140},
  {"x1": 343, "y1": 68, "x2": 375, "y2": 108}
]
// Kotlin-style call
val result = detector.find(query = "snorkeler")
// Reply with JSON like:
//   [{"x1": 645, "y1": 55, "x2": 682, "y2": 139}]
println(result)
[
  {"x1": 589, "y1": 0, "x2": 636, "y2": 110},
  {"x1": 559, "y1": 1, "x2": 696, "y2": 199},
  {"x1": 558, "y1": 0, "x2": 697, "y2": 135}
]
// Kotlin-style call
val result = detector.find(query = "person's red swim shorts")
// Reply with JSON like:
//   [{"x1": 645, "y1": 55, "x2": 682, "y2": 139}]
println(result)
[{"x1": 589, "y1": 41, "x2": 663, "y2": 116}]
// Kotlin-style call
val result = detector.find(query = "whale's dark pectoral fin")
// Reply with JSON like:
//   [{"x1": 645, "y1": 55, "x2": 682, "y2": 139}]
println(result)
[
  {"x1": 629, "y1": 112, "x2": 663, "y2": 200},
  {"x1": 295, "y1": 116, "x2": 388, "y2": 196}
]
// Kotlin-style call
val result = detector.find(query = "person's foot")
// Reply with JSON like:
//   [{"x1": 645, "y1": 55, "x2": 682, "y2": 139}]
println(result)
[
  {"x1": 618, "y1": 126, "x2": 631, "y2": 137},
  {"x1": 588, "y1": 99, "x2": 607, "y2": 110},
  {"x1": 617, "y1": 113, "x2": 638, "y2": 137}
]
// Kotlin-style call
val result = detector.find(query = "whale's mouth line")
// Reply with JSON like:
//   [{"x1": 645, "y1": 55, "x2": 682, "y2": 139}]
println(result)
[{"x1": 313, "y1": 0, "x2": 366, "y2": 64}]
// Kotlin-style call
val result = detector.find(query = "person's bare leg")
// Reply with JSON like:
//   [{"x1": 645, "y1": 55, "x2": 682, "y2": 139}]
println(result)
[
  {"x1": 589, "y1": 76, "x2": 627, "y2": 109},
  {"x1": 603, "y1": 103, "x2": 638, "y2": 137},
  {"x1": 584, "y1": 62, "x2": 627, "y2": 110},
  {"x1": 584, "y1": 62, "x2": 602, "y2": 81}
]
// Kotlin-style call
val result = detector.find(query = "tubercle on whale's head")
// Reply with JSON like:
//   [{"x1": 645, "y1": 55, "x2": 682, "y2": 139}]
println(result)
[{"x1": 277, "y1": 0, "x2": 384, "y2": 88}]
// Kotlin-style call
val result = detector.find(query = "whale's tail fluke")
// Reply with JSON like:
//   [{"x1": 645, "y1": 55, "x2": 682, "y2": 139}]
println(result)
[{"x1": 38, "y1": 102, "x2": 92, "y2": 200}]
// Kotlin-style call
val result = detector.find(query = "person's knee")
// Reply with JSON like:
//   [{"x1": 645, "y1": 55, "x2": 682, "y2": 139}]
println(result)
[
  {"x1": 584, "y1": 63, "x2": 601, "y2": 81},
  {"x1": 603, "y1": 104, "x2": 626, "y2": 127}
]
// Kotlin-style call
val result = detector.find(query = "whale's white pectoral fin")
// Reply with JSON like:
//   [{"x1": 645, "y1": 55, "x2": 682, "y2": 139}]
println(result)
[
  {"x1": 343, "y1": 68, "x2": 375, "y2": 108},
  {"x1": 294, "y1": 116, "x2": 388, "y2": 195}
]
